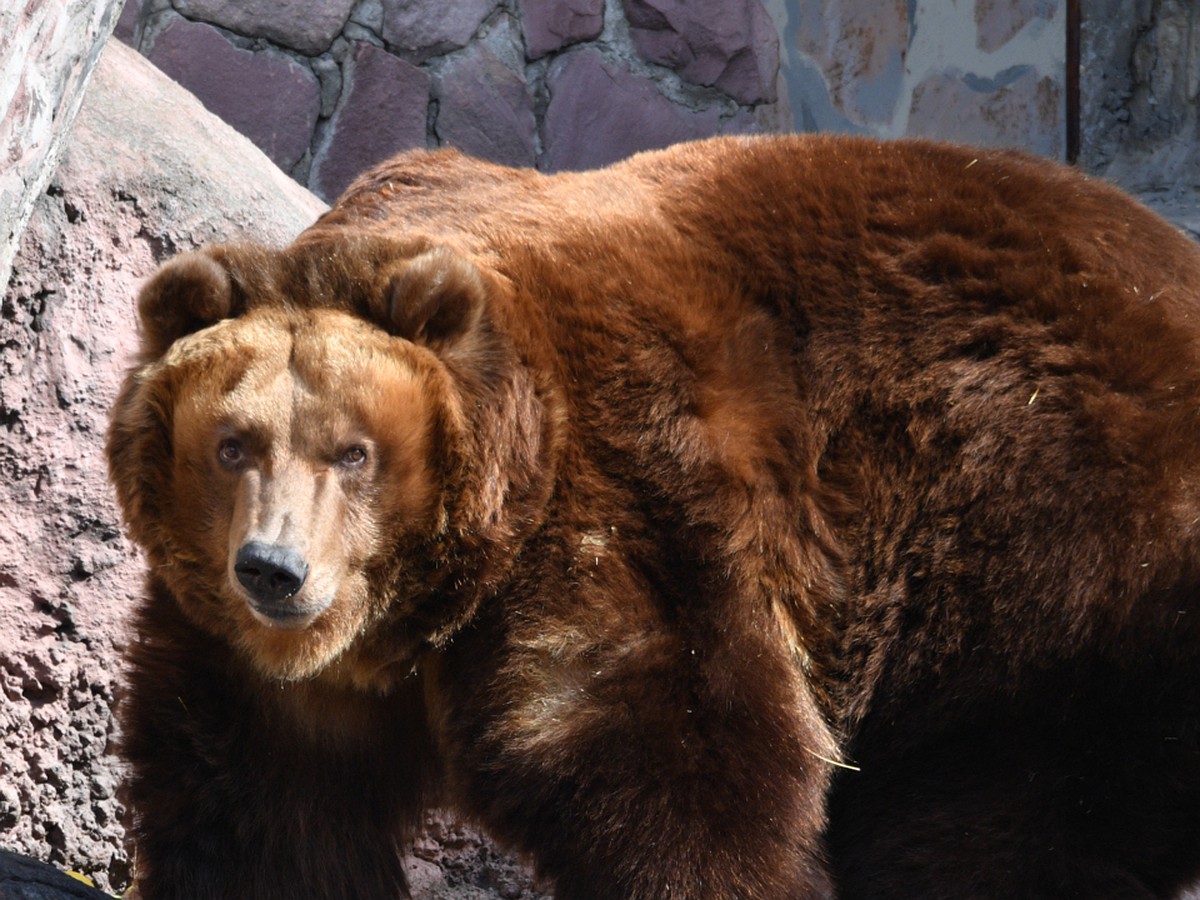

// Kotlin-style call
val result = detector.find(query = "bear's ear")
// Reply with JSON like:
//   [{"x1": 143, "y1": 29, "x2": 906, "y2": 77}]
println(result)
[
  {"x1": 136, "y1": 252, "x2": 242, "y2": 359},
  {"x1": 380, "y1": 248, "x2": 487, "y2": 349}
]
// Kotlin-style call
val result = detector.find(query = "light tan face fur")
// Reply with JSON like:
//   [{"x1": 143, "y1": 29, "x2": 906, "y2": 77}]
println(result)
[{"x1": 162, "y1": 308, "x2": 436, "y2": 681}]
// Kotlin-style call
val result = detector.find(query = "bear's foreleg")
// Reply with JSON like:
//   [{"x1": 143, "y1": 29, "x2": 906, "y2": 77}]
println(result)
[
  {"x1": 121, "y1": 585, "x2": 436, "y2": 900},
  {"x1": 433, "y1": 610, "x2": 835, "y2": 899}
]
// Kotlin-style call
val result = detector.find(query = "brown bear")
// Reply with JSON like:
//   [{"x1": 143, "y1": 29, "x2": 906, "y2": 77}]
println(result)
[{"x1": 107, "y1": 134, "x2": 1200, "y2": 899}]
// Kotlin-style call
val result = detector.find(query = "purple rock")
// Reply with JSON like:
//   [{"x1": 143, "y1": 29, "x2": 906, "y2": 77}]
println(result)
[
  {"x1": 114, "y1": 0, "x2": 142, "y2": 44},
  {"x1": 541, "y1": 48, "x2": 721, "y2": 171},
  {"x1": 310, "y1": 42, "x2": 431, "y2": 201},
  {"x1": 147, "y1": 17, "x2": 320, "y2": 172},
  {"x1": 622, "y1": 0, "x2": 779, "y2": 105},
  {"x1": 434, "y1": 19, "x2": 537, "y2": 167},
  {"x1": 174, "y1": 0, "x2": 357, "y2": 55},
  {"x1": 381, "y1": 0, "x2": 497, "y2": 59},
  {"x1": 519, "y1": 0, "x2": 605, "y2": 60}
]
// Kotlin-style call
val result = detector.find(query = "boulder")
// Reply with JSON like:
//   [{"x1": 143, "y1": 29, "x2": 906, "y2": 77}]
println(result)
[
  {"x1": 0, "y1": 38, "x2": 325, "y2": 892},
  {"x1": 0, "y1": 0, "x2": 123, "y2": 295}
]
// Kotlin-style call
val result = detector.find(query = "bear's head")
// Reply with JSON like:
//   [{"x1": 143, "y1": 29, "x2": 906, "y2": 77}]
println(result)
[{"x1": 107, "y1": 237, "x2": 545, "y2": 685}]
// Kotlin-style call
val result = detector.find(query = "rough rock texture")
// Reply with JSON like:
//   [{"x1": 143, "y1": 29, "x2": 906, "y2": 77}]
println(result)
[
  {"x1": 115, "y1": 0, "x2": 1074, "y2": 200},
  {"x1": 310, "y1": 41, "x2": 431, "y2": 203},
  {"x1": 146, "y1": 15, "x2": 321, "y2": 172},
  {"x1": 432, "y1": 14, "x2": 537, "y2": 168},
  {"x1": 174, "y1": 0, "x2": 356, "y2": 54},
  {"x1": 791, "y1": 0, "x2": 909, "y2": 128},
  {"x1": 0, "y1": 39, "x2": 325, "y2": 893},
  {"x1": 907, "y1": 67, "x2": 1062, "y2": 159},
  {"x1": 0, "y1": 0, "x2": 123, "y2": 295},
  {"x1": 622, "y1": 0, "x2": 780, "y2": 104},
  {"x1": 380, "y1": 0, "x2": 497, "y2": 60},
  {"x1": 1080, "y1": 0, "x2": 1200, "y2": 234},
  {"x1": 519, "y1": 0, "x2": 604, "y2": 60},
  {"x1": 542, "y1": 48, "x2": 722, "y2": 171}
]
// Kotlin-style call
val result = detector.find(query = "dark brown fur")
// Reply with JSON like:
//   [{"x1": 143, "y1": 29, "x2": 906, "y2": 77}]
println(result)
[{"x1": 108, "y1": 135, "x2": 1200, "y2": 898}]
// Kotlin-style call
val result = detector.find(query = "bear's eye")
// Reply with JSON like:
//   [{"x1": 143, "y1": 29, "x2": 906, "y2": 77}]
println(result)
[
  {"x1": 340, "y1": 445, "x2": 368, "y2": 468},
  {"x1": 217, "y1": 438, "x2": 244, "y2": 468}
]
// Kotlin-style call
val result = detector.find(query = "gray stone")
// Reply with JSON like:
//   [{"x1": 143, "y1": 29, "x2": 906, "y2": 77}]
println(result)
[
  {"x1": 1, "y1": 38, "x2": 324, "y2": 892},
  {"x1": 310, "y1": 42, "x2": 430, "y2": 201},
  {"x1": 381, "y1": 0, "x2": 497, "y2": 60},
  {"x1": 520, "y1": 0, "x2": 605, "y2": 60},
  {"x1": 541, "y1": 48, "x2": 721, "y2": 171},
  {"x1": 434, "y1": 16, "x2": 537, "y2": 166},
  {"x1": 622, "y1": 0, "x2": 779, "y2": 105},
  {"x1": 174, "y1": 0, "x2": 357, "y2": 54},
  {"x1": 0, "y1": 0, "x2": 122, "y2": 295},
  {"x1": 148, "y1": 17, "x2": 321, "y2": 172}
]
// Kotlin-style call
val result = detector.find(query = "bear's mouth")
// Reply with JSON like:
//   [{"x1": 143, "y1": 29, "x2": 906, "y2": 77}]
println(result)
[{"x1": 245, "y1": 597, "x2": 332, "y2": 631}]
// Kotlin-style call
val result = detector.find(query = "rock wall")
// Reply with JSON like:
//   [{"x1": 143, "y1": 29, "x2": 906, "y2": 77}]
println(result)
[
  {"x1": 0, "y1": 40, "x2": 326, "y2": 893},
  {"x1": 1080, "y1": 0, "x2": 1200, "y2": 234},
  {"x1": 115, "y1": 0, "x2": 1069, "y2": 201},
  {"x1": 0, "y1": 0, "x2": 124, "y2": 294}
]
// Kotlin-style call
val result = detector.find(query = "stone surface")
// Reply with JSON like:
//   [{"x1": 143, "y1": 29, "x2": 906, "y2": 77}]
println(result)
[
  {"x1": 0, "y1": 39, "x2": 326, "y2": 893},
  {"x1": 381, "y1": 0, "x2": 497, "y2": 60},
  {"x1": 975, "y1": 0, "x2": 1056, "y2": 53},
  {"x1": 542, "y1": 48, "x2": 721, "y2": 171},
  {"x1": 792, "y1": 0, "x2": 909, "y2": 128},
  {"x1": 906, "y1": 66, "x2": 1062, "y2": 158},
  {"x1": 520, "y1": 0, "x2": 605, "y2": 60},
  {"x1": 623, "y1": 0, "x2": 779, "y2": 105},
  {"x1": 147, "y1": 16, "x2": 321, "y2": 173},
  {"x1": 0, "y1": 0, "x2": 122, "y2": 296},
  {"x1": 310, "y1": 41, "x2": 431, "y2": 201},
  {"x1": 1082, "y1": 0, "x2": 1200, "y2": 201},
  {"x1": 174, "y1": 0, "x2": 357, "y2": 54},
  {"x1": 433, "y1": 15, "x2": 537, "y2": 167}
]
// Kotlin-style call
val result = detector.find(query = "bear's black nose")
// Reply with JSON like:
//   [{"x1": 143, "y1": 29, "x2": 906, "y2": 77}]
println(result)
[{"x1": 234, "y1": 541, "x2": 310, "y2": 606}]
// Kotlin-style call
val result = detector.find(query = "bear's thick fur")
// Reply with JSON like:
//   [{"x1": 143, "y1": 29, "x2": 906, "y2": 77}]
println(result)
[{"x1": 108, "y1": 135, "x2": 1200, "y2": 899}]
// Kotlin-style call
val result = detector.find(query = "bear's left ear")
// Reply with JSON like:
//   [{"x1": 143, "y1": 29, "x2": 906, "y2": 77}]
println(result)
[
  {"x1": 380, "y1": 248, "x2": 488, "y2": 350},
  {"x1": 136, "y1": 251, "x2": 244, "y2": 360}
]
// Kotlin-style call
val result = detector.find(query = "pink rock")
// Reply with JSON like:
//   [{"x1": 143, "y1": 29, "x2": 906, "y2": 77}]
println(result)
[
  {"x1": 381, "y1": 0, "x2": 497, "y2": 59},
  {"x1": 311, "y1": 42, "x2": 430, "y2": 201},
  {"x1": 174, "y1": 0, "x2": 356, "y2": 55},
  {"x1": 541, "y1": 48, "x2": 721, "y2": 171},
  {"x1": 147, "y1": 17, "x2": 320, "y2": 172},
  {"x1": 622, "y1": 0, "x2": 779, "y2": 105},
  {"x1": 434, "y1": 17, "x2": 536, "y2": 167},
  {"x1": 519, "y1": 0, "x2": 605, "y2": 60},
  {"x1": 0, "y1": 39, "x2": 325, "y2": 891}
]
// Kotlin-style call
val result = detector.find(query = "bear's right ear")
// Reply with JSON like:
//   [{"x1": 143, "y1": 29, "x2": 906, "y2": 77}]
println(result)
[
  {"x1": 136, "y1": 252, "x2": 242, "y2": 359},
  {"x1": 379, "y1": 248, "x2": 488, "y2": 351}
]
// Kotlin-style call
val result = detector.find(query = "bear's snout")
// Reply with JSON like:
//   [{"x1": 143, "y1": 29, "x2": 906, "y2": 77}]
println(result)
[{"x1": 234, "y1": 541, "x2": 313, "y2": 622}]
